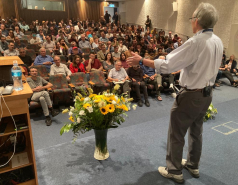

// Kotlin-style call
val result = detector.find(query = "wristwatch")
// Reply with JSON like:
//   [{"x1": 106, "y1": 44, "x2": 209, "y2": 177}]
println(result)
[{"x1": 139, "y1": 57, "x2": 144, "y2": 65}]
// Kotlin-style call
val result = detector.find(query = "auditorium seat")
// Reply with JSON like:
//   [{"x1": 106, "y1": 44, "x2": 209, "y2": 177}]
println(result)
[
  {"x1": 89, "y1": 71, "x2": 110, "y2": 94},
  {"x1": 48, "y1": 74, "x2": 72, "y2": 105}
]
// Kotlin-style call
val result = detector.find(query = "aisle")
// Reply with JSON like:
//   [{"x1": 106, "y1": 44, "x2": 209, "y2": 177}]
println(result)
[{"x1": 31, "y1": 80, "x2": 238, "y2": 185}]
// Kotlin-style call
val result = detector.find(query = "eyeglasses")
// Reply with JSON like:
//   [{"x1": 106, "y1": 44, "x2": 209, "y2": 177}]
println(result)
[{"x1": 189, "y1": 17, "x2": 197, "y2": 22}]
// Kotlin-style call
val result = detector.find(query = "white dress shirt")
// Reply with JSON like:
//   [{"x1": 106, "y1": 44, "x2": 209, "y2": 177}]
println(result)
[{"x1": 154, "y1": 29, "x2": 223, "y2": 89}]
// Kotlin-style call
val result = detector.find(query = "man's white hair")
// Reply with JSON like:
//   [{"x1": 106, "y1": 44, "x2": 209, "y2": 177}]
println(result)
[
  {"x1": 39, "y1": 47, "x2": 46, "y2": 52},
  {"x1": 194, "y1": 3, "x2": 218, "y2": 29}
]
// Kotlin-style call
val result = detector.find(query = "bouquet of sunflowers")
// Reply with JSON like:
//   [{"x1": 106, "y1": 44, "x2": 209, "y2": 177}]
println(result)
[
  {"x1": 204, "y1": 103, "x2": 218, "y2": 122},
  {"x1": 60, "y1": 84, "x2": 136, "y2": 142}
]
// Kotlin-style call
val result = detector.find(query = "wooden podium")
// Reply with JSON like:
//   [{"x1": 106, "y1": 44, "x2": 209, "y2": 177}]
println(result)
[{"x1": 0, "y1": 56, "x2": 38, "y2": 185}]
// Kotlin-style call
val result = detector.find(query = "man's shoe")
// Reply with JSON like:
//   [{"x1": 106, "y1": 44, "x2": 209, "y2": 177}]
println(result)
[
  {"x1": 50, "y1": 109, "x2": 60, "y2": 117},
  {"x1": 45, "y1": 116, "x2": 52, "y2": 126},
  {"x1": 158, "y1": 166, "x2": 184, "y2": 184},
  {"x1": 145, "y1": 100, "x2": 150, "y2": 107},
  {"x1": 181, "y1": 159, "x2": 200, "y2": 178},
  {"x1": 171, "y1": 92, "x2": 177, "y2": 98},
  {"x1": 137, "y1": 100, "x2": 143, "y2": 107}
]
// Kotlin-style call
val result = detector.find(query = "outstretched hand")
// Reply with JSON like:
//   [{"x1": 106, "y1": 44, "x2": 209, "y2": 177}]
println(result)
[{"x1": 127, "y1": 52, "x2": 142, "y2": 66}]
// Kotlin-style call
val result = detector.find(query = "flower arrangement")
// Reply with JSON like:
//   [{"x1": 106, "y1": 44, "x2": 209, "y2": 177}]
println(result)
[
  {"x1": 60, "y1": 85, "x2": 137, "y2": 142},
  {"x1": 204, "y1": 103, "x2": 218, "y2": 122}
]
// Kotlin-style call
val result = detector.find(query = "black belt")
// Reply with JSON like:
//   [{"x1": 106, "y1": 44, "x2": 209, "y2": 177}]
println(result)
[{"x1": 182, "y1": 87, "x2": 203, "y2": 92}]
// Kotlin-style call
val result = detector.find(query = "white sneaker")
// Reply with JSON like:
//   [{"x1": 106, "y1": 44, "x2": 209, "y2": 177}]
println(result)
[
  {"x1": 171, "y1": 92, "x2": 177, "y2": 98},
  {"x1": 181, "y1": 159, "x2": 200, "y2": 178},
  {"x1": 158, "y1": 166, "x2": 184, "y2": 184}
]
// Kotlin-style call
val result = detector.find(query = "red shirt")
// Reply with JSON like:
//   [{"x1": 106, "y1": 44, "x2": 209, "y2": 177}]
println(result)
[
  {"x1": 69, "y1": 63, "x2": 85, "y2": 73},
  {"x1": 84, "y1": 59, "x2": 102, "y2": 70}
]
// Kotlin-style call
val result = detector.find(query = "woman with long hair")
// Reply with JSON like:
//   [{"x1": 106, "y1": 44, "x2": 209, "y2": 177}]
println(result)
[
  {"x1": 120, "y1": 52, "x2": 129, "y2": 69},
  {"x1": 69, "y1": 55, "x2": 85, "y2": 73},
  {"x1": 103, "y1": 53, "x2": 114, "y2": 72},
  {"x1": 6, "y1": 30, "x2": 15, "y2": 40}
]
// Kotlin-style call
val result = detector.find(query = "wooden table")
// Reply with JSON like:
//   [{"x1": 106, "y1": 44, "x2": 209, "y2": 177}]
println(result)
[{"x1": 0, "y1": 56, "x2": 38, "y2": 185}]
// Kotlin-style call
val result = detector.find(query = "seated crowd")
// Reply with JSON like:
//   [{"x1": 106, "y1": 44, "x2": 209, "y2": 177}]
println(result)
[{"x1": 0, "y1": 17, "x2": 237, "y2": 125}]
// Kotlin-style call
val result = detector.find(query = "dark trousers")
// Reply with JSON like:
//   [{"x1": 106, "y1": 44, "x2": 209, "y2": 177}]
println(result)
[
  {"x1": 131, "y1": 81, "x2": 148, "y2": 101},
  {"x1": 166, "y1": 89, "x2": 212, "y2": 175},
  {"x1": 222, "y1": 70, "x2": 235, "y2": 84},
  {"x1": 162, "y1": 74, "x2": 175, "y2": 84}
]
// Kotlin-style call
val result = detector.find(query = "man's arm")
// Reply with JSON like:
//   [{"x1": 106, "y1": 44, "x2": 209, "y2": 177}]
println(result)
[
  {"x1": 108, "y1": 70, "x2": 119, "y2": 81},
  {"x1": 42, "y1": 82, "x2": 53, "y2": 90},
  {"x1": 127, "y1": 40, "x2": 196, "y2": 74},
  {"x1": 85, "y1": 60, "x2": 92, "y2": 71}
]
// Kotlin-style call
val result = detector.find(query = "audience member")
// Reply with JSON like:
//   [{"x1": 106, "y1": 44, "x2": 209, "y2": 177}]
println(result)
[
  {"x1": 78, "y1": 34, "x2": 91, "y2": 48},
  {"x1": 118, "y1": 39, "x2": 128, "y2": 53},
  {"x1": 103, "y1": 53, "x2": 114, "y2": 72},
  {"x1": 50, "y1": 56, "x2": 71, "y2": 81},
  {"x1": 108, "y1": 61, "x2": 130, "y2": 95},
  {"x1": 0, "y1": 36, "x2": 8, "y2": 55},
  {"x1": 14, "y1": 36, "x2": 26, "y2": 50},
  {"x1": 99, "y1": 31, "x2": 109, "y2": 43},
  {"x1": 69, "y1": 55, "x2": 85, "y2": 73},
  {"x1": 226, "y1": 55, "x2": 237, "y2": 74},
  {"x1": 18, "y1": 48, "x2": 33, "y2": 70},
  {"x1": 27, "y1": 67, "x2": 59, "y2": 126},
  {"x1": 42, "y1": 35, "x2": 55, "y2": 53},
  {"x1": 30, "y1": 32, "x2": 42, "y2": 45},
  {"x1": 127, "y1": 65, "x2": 150, "y2": 107},
  {"x1": 34, "y1": 48, "x2": 54, "y2": 73},
  {"x1": 6, "y1": 30, "x2": 15, "y2": 40},
  {"x1": 112, "y1": 45, "x2": 121, "y2": 62},
  {"x1": 0, "y1": 24, "x2": 8, "y2": 36},
  {"x1": 97, "y1": 44, "x2": 108, "y2": 63},
  {"x1": 4, "y1": 41, "x2": 19, "y2": 56},
  {"x1": 20, "y1": 21, "x2": 29, "y2": 31},
  {"x1": 13, "y1": 26, "x2": 24, "y2": 38},
  {"x1": 84, "y1": 52, "x2": 103, "y2": 72}
]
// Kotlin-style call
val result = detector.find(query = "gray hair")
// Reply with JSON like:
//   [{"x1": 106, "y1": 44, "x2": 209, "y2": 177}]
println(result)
[
  {"x1": 194, "y1": 3, "x2": 218, "y2": 29},
  {"x1": 115, "y1": 60, "x2": 122, "y2": 65},
  {"x1": 39, "y1": 47, "x2": 46, "y2": 52}
]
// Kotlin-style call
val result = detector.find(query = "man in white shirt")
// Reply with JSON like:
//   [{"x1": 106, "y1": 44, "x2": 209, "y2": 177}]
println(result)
[
  {"x1": 127, "y1": 3, "x2": 223, "y2": 184},
  {"x1": 50, "y1": 56, "x2": 71, "y2": 81}
]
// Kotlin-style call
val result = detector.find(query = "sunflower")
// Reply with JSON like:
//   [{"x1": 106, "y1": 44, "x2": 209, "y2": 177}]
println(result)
[
  {"x1": 69, "y1": 116, "x2": 74, "y2": 122},
  {"x1": 89, "y1": 94, "x2": 97, "y2": 98},
  {"x1": 83, "y1": 103, "x2": 92, "y2": 109},
  {"x1": 80, "y1": 98, "x2": 85, "y2": 101},
  {"x1": 100, "y1": 107, "x2": 108, "y2": 115},
  {"x1": 106, "y1": 104, "x2": 115, "y2": 113},
  {"x1": 121, "y1": 105, "x2": 129, "y2": 111}
]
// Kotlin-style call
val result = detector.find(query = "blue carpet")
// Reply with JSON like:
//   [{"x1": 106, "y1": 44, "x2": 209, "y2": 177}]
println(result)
[{"x1": 31, "y1": 81, "x2": 238, "y2": 185}]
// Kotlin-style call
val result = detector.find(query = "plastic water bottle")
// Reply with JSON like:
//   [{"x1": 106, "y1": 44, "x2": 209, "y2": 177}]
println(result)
[{"x1": 11, "y1": 60, "x2": 23, "y2": 91}]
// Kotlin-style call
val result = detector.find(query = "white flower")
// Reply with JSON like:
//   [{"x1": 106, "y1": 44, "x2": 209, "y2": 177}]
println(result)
[
  {"x1": 115, "y1": 96, "x2": 118, "y2": 101},
  {"x1": 69, "y1": 112, "x2": 73, "y2": 116},
  {"x1": 112, "y1": 100, "x2": 116, "y2": 105},
  {"x1": 70, "y1": 107, "x2": 74, "y2": 111},
  {"x1": 77, "y1": 117, "x2": 81, "y2": 123},
  {"x1": 132, "y1": 104, "x2": 137, "y2": 110},
  {"x1": 79, "y1": 110, "x2": 85, "y2": 116},
  {"x1": 87, "y1": 106, "x2": 93, "y2": 113},
  {"x1": 84, "y1": 97, "x2": 90, "y2": 102},
  {"x1": 98, "y1": 101, "x2": 106, "y2": 108}
]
